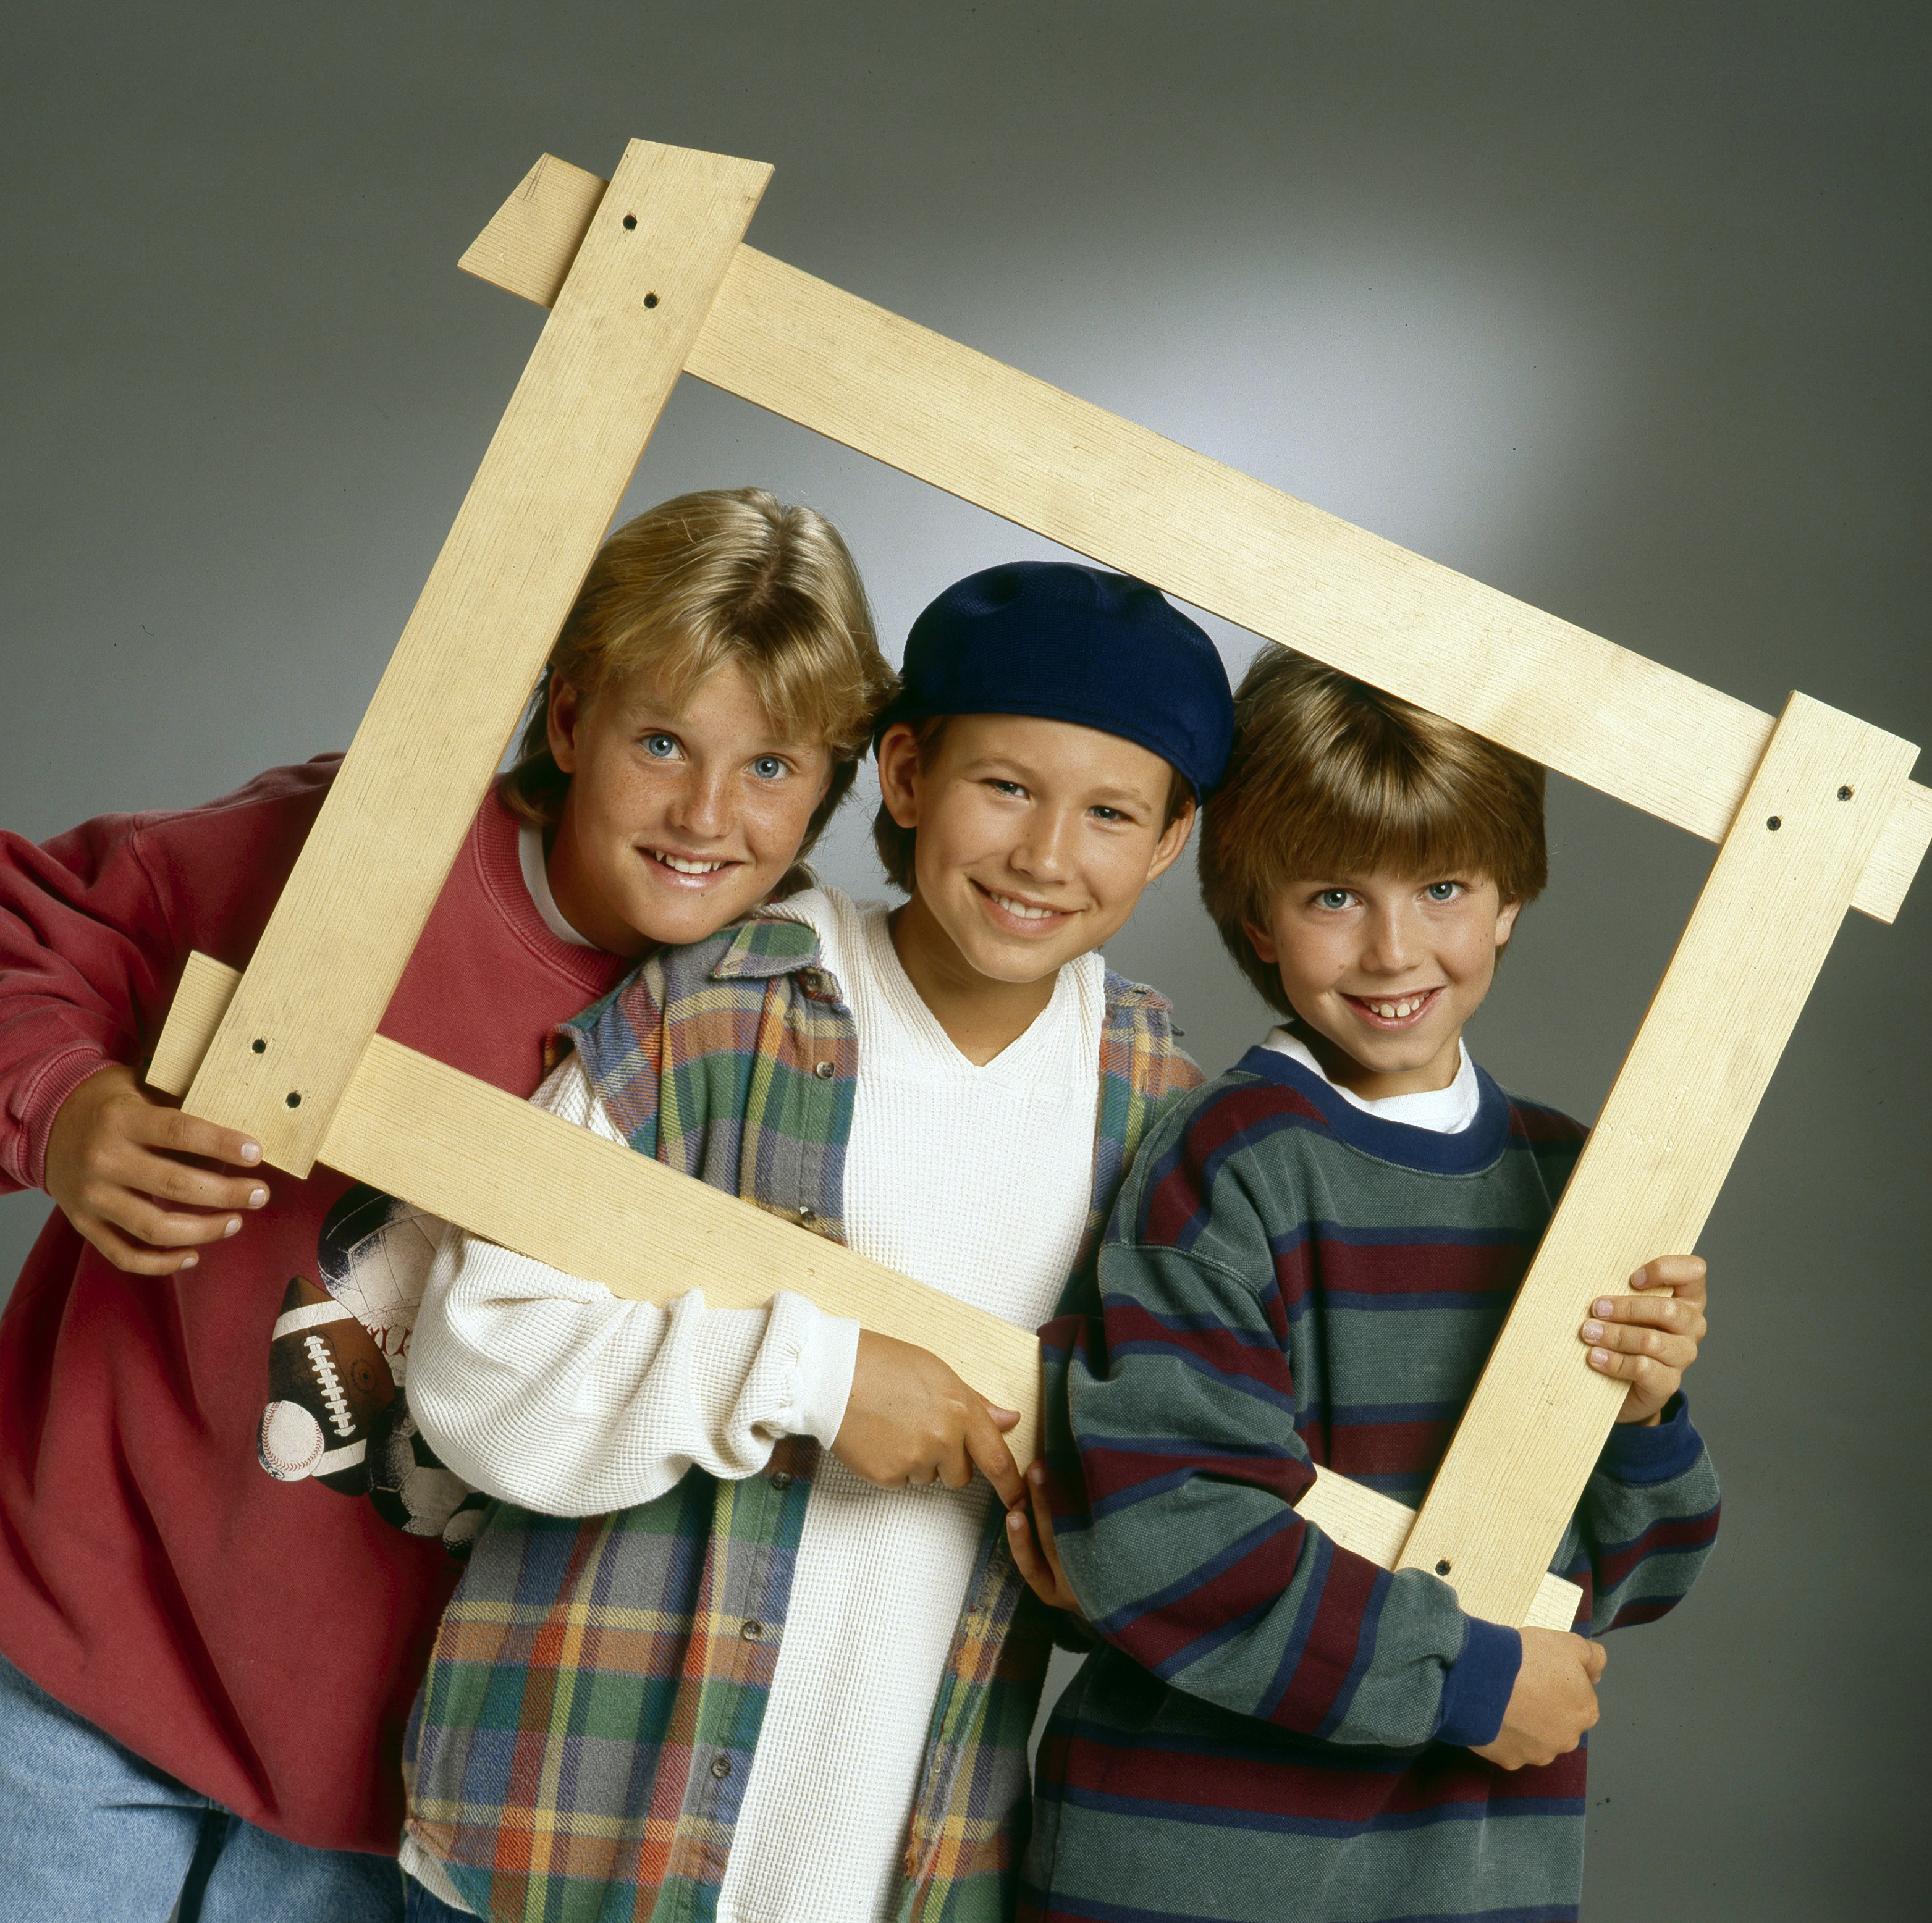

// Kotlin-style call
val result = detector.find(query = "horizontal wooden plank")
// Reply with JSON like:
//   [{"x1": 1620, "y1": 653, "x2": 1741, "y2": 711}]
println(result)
[
  {"x1": 187, "y1": 141, "x2": 770, "y2": 1171},
  {"x1": 1395, "y1": 694, "x2": 1918, "y2": 1626},
  {"x1": 151, "y1": 949, "x2": 1579, "y2": 1628},
  {"x1": 458, "y1": 152, "x2": 1928, "y2": 927}
]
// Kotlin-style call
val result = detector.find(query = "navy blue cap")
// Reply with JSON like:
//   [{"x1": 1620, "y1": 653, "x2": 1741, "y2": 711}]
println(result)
[{"x1": 875, "y1": 562, "x2": 1234, "y2": 796}]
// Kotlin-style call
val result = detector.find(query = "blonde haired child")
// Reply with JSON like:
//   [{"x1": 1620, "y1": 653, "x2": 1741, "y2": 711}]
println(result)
[{"x1": 0, "y1": 487, "x2": 890, "y2": 1922}]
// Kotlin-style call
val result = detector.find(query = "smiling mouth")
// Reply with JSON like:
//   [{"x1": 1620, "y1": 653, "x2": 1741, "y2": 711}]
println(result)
[
  {"x1": 1341, "y1": 987, "x2": 1444, "y2": 1029},
  {"x1": 972, "y1": 880, "x2": 1074, "y2": 930},
  {"x1": 643, "y1": 846, "x2": 738, "y2": 882}
]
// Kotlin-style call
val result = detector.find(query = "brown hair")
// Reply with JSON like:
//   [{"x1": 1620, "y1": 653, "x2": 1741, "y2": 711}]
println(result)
[
  {"x1": 1199, "y1": 647, "x2": 1547, "y2": 1015},
  {"x1": 871, "y1": 717, "x2": 1194, "y2": 893},
  {"x1": 502, "y1": 488, "x2": 895, "y2": 888}
]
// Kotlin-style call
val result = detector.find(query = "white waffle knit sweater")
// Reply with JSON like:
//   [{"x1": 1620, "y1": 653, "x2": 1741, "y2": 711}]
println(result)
[{"x1": 405, "y1": 889, "x2": 1104, "y2": 1921}]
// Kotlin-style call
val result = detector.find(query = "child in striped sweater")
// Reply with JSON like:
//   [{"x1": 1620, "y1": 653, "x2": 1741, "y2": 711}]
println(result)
[{"x1": 1023, "y1": 647, "x2": 1720, "y2": 1923}]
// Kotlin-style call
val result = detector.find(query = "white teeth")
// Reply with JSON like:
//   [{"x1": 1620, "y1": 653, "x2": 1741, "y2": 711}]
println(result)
[
  {"x1": 654, "y1": 851, "x2": 727, "y2": 875},
  {"x1": 990, "y1": 893, "x2": 1057, "y2": 920},
  {"x1": 1367, "y1": 994, "x2": 1428, "y2": 1019}
]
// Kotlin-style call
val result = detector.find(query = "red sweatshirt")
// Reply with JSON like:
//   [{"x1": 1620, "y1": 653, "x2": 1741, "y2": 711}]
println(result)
[{"x1": 0, "y1": 759, "x2": 625, "y2": 1853}]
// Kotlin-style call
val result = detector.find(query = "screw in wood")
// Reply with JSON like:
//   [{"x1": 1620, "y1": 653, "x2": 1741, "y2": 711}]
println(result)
[
  {"x1": 644, "y1": 293, "x2": 659, "y2": 308},
  {"x1": 251, "y1": 1038, "x2": 267, "y2": 1054},
  {"x1": 1435, "y1": 1559, "x2": 1452, "y2": 1576},
  {"x1": 1766, "y1": 816, "x2": 1782, "y2": 830},
  {"x1": 285, "y1": 1092, "x2": 302, "y2": 1108},
  {"x1": 1838, "y1": 785, "x2": 1854, "y2": 800},
  {"x1": 621, "y1": 214, "x2": 636, "y2": 230}
]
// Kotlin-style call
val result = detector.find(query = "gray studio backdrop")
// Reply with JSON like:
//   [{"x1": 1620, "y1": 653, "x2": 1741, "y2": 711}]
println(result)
[{"x1": 2, "y1": 4, "x2": 1926, "y2": 1917}]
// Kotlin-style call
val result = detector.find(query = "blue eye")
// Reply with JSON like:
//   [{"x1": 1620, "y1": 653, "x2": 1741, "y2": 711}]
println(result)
[
  {"x1": 1425, "y1": 881, "x2": 1461, "y2": 903},
  {"x1": 1317, "y1": 889, "x2": 1352, "y2": 911},
  {"x1": 751, "y1": 755, "x2": 787, "y2": 780},
  {"x1": 641, "y1": 733, "x2": 678, "y2": 759}
]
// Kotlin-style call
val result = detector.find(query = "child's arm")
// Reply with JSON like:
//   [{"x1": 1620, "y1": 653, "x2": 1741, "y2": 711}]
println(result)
[
  {"x1": 1, "y1": 769, "x2": 332, "y2": 1262},
  {"x1": 1048, "y1": 1218, "x2": 1535, "y2": 1754},
  {"x1": 408, "y1": 1055, "x2": 1027, "y2": 1514}
]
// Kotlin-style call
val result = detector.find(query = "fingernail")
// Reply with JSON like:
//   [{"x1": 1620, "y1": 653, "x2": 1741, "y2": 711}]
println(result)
[
  {"x1": 1582, "y1": 1321, "x2": 1603, "y2": 1342},
  {"x1": 240, "y1": 1142, "x2": 262, "y2": 1166},
  {"x1": 1028, "y1": 1462, "x2": 1045, "y2": 1484},
  {"x1": 1593, "y1": 1298, "x2": 1614, "y2": 1319},
  {"x1": 1591, "y1": 1347, "x2": 1611, "y2": 1367},
  {"x1": 1007, "y1": 1511, "x2": 1024, "y2": 1528},
  {"x1": 1628, "y1": 1268, "x2": 1644, "y2": 1286},
  {"x1": 248, "y1": 1187, "x2": 268, "y2": 1208},
  {"x1": 179, "y1": 1252, "x2": 197, "y2": 1269},
  {"x1": 223, "y1": 1217, "x2": 242, "y2": 1237}
]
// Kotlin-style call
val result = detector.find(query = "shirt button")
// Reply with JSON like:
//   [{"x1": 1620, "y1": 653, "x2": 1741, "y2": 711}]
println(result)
[
  {"x1": 711, "y1": 1756, "x2": 732, "y2": 1779},
  {"x1": 741, "y1": 1620, "x2": 763, "y2": 1641},
  {"x1": 769, "y1": 1471, "x2": 793, "y2": 1491},
  {"x1": 813, "y1": 1059, "x2": 835, "y2": 1079}
]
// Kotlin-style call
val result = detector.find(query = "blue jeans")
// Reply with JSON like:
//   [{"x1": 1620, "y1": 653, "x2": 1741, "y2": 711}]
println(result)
[
  {"x1": 0, "y1": 1650, "x2": 403, "y2": 1922},
  {"x1": 402, "y1": 1877, "x2": 474, "y2": 1922}
]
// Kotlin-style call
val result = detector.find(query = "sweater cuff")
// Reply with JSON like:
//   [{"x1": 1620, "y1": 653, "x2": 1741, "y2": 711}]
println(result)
[
  {"x1": 20, "y1": 1046, "x2": 112, "y2": 1192},
  {"x1": 1436, "y1": 1615, "x2": 1522, "y2": 1748},
  {"x1": 774, "y1": 1292, "x2": 861, "y2": 1447},
  {"x1": 1598, "y1": 1392, "x2": 1702, "y2": 1486}
]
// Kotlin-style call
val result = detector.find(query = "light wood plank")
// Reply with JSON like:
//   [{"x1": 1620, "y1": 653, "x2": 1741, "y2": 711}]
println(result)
[
  {"x1": 1395, "y1": 694, "x2": 1918, "y2": 1626},
  {"x1": 185, "y1": 141, "x2": 770, "y2": 1172},
  {"x1": 458, "y1": 154, "x2": 605, "y2": 308},
  {"x1": 458, "y1": 153, "x2": 1929, "y2": 927},
  {"x1": 150, "y1": 950, "x2": 1579, "y2": 1626}
]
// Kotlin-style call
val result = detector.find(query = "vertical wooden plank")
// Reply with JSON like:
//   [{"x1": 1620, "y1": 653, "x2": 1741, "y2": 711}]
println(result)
[
  {"x1": 1394, "y1": 694, "x2": 1917, "y2": 1627},
  {"x1": 185, "y1": 140, "x2": 770, "y2": 1172}
]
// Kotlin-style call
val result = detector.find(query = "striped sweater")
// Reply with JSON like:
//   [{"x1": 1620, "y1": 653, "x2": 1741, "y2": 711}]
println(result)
[{"x1": 1023, "y1": 1044, "x2": 1721, "y2": 1923}]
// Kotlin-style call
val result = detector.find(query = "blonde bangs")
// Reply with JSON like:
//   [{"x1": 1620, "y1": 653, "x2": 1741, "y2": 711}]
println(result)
[{"x1": 502, "y1": 487, "x2": 895, "y2": 840}]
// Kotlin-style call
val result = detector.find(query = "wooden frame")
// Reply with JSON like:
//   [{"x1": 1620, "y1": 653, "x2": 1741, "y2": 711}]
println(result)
[{"x1": 151, "y1": 140, "x2": 1925, "y2": 1630}]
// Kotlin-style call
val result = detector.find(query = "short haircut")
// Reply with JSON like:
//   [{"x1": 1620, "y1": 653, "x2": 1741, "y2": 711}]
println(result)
[
  {"x1": 871, "y1": 717, "x2": 1194, "y2": 894},
  {"x1": 502, "y1": 487, "x2": 896, "y2": 881},
  {"x1": 1199, "y1": 647, "x2": 1548, "y2": 1015}
]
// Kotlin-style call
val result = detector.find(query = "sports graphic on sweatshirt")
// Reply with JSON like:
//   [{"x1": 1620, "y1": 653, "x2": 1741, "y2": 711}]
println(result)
[{"x1": 258, "y1": 1184, "x2": 486, "y2": 1554}]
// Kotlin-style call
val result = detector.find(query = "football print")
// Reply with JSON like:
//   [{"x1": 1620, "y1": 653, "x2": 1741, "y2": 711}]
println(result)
[
  {"x1": 314, "y1": 1183, "x2": 447, "y2": 1387},
  {"x1": 259, "y1": 1275, "x2": 395, "y2": 1494}
]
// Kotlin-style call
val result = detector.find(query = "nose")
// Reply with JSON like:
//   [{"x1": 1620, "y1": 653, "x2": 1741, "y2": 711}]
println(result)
[
  {"x1": 665, "y1": 764, "x2": 731, "y2": 841},
  {"x1": 1358, "y1": 899, "x2": 1421, "y2": 975},
  {"x1": 1008, "y1": 804, "x2": 1078, "y2": 883}
]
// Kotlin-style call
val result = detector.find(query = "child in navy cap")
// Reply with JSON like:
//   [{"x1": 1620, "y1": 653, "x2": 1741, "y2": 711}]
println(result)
[{"x1": 397, "y1": 562, "x2": 1234, "y2": 1921}]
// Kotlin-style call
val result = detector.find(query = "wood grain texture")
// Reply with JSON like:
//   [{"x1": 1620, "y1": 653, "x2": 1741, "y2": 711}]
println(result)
[
  {"x1": 458, "y1": 152, "x2": 1928, "y2": 927},
  {"x1": 1300, "y1": 1468, "x2": 1581, "y2": 1633},
  {"x1": 186, "y1": 141, "x2": 769, "y2": 1172},
  {"x1": 458, "y1": 153, "x2": 606, "y2": 306},
  {"x1": 151, "y1": 950, "x2": 1576, "y2": 1626},
  {"x1": 1395, "y1": 694, "x2": 1918, "y2": 1626}
]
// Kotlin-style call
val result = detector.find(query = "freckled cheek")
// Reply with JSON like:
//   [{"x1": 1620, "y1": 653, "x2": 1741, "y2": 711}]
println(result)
[{"x1": 738, "y1": 786, "x2": 822, "y2": 868}]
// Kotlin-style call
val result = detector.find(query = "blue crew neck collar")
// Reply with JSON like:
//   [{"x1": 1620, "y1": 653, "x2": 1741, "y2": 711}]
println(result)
[{"x1": 1232, "y1": 1043, "x2": 1512, "y2": 1176}]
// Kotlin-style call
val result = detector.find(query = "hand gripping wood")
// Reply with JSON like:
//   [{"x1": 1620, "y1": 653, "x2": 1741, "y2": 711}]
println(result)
[{"x1": 183, "y1": 141, "x2": 770, "y2": 1173}]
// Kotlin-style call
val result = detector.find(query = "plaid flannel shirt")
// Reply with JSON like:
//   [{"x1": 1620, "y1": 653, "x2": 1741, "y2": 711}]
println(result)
[{"x1": 405, "y1": 907, "x2": 1199, "y2": 1923}]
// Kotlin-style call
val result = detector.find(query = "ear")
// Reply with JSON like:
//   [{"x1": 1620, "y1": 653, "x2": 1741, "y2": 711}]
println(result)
[
  {"x1": 874, "y1": 722, "x2": 926, "y2": 830},
  {"x1": 1242, "y1": 916, "x2": 1281, "y2": 966},
  {"x1": 1144, "y1": 795, "x2": 1197, "y2": 885},
  {"x1": 546, "y1": 677, "x2": 586, "y2": 776},
  {"x1": 1494, "y1": 898, "x2": 1523, "y2": 948}
]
